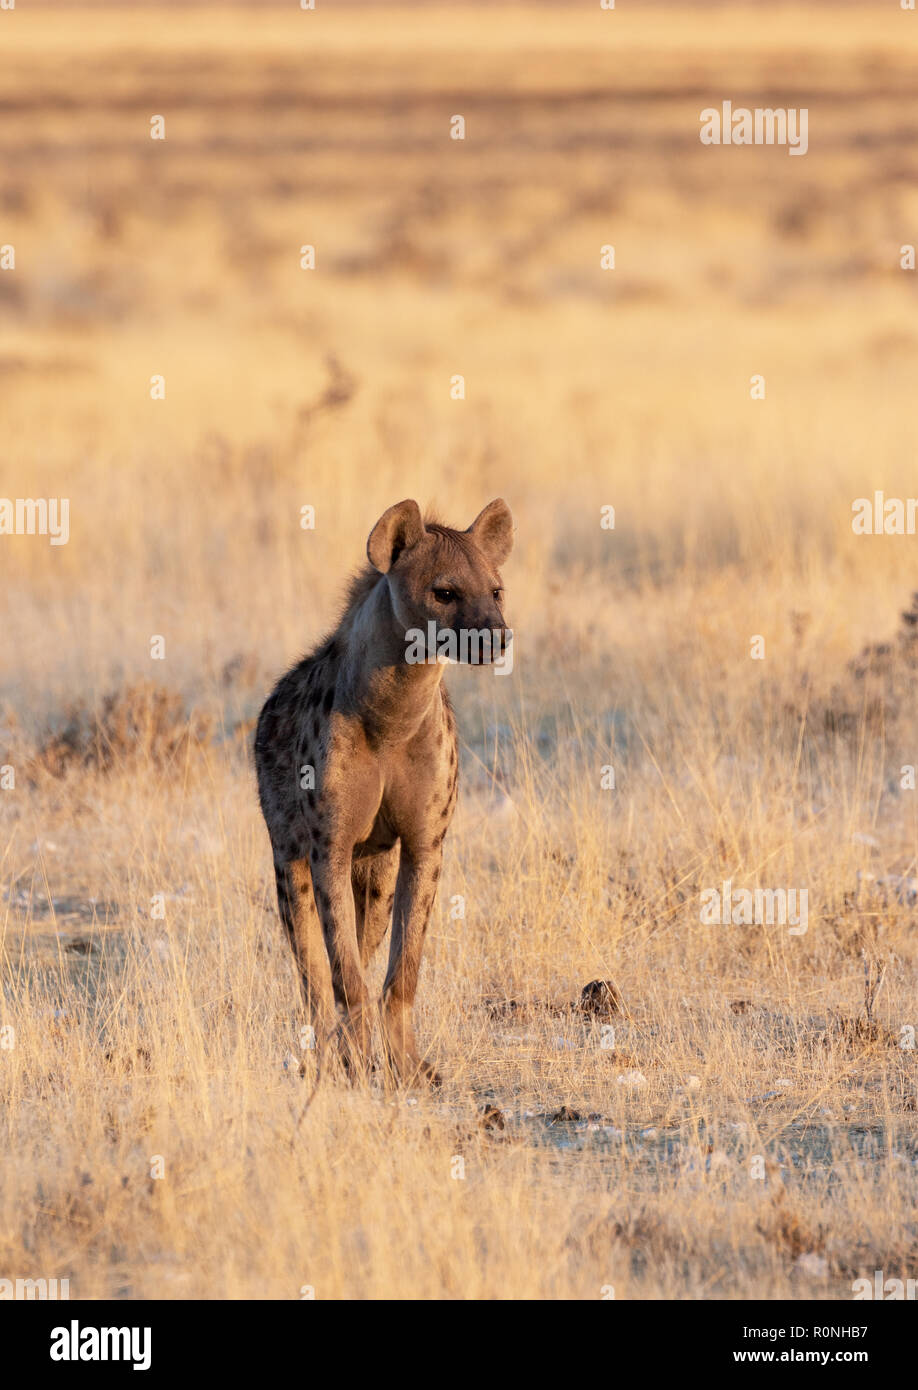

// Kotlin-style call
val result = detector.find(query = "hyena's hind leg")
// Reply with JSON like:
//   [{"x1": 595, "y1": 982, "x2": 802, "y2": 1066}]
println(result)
[
  {"x1": 353, "y1": 847, "x2": 399, "y2": 969},
  {"x1": 274, "y1": 857, "x2": 336, "y2": 1050}
]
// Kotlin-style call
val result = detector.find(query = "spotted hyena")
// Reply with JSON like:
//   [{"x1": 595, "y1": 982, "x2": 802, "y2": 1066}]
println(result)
[{"x1": 255, "y1": 498, "x2": 514, "y2": 1084}]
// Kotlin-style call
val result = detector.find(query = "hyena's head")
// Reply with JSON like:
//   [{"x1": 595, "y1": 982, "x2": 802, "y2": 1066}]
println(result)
[{"x1": 367, "y1": 498, "x2": 513, "y2": 664}]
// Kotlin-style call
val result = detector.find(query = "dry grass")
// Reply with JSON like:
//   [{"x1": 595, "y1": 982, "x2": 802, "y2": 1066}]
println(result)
[{"x1": 1, "y1": 1, "x2": 917, "y2": 1299}]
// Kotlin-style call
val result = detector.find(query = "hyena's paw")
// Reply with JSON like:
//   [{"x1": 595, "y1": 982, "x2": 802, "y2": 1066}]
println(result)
[
  {"x1": 384, "y1": 1049, "x2": 442, "y2": 1090},
  {"x1": 380, "y1": 1001, "x2": 442, "y2": 1088},
  {"x1": 414, "y1": 1056, "x2": 443, "y2": 1089}
]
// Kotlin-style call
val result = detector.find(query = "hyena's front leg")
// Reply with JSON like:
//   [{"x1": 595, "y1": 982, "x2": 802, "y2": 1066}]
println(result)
[
  {"x1": 275, "y1": 858, "x2": 336, "y2": 1050},
  {"x1": 310, "y1": 845, "x2": 374, "y2": 1078},
  {"x1": 380, "y1": 845, "x2": 443, "y2": 1086}
]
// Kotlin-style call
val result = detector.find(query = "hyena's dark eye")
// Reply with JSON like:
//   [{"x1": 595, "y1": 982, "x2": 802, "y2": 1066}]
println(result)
[
  {"x1": 433, "y1": 588, "x2": 457, "y2": 603},
  {"x1": 493, "y1": 589, "x2": 503, "y2": 602}
]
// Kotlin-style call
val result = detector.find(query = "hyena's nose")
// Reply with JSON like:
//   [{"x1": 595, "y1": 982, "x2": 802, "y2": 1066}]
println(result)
[
  {"x1": 489, "y1": 626, "x2": 510, "y2": 657},
  {"x1": 467, "y1": 608, "x2": 510, "y2": 661},
  {"x1": 483, "y1": 618, "x2": 511, "y2": 659}
]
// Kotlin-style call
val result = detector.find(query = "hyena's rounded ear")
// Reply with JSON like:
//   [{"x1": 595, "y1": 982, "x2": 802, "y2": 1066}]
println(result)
[
  {"x1": 367, "y1": 499, "x2": 426, "y2": 573},
  {"x1": 468, "y1": 498, "x2": 514, "y2": 566}
]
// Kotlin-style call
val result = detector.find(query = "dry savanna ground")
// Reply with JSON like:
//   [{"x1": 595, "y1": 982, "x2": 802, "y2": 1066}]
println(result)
[{"x1": 1, "y1": 1, "x2": 918, "y2": 1299}]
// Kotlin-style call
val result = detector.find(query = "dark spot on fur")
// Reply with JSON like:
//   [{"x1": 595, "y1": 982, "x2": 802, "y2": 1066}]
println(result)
[{"x1": 323, "y1": 688, "x2": 334, "y2": 714}]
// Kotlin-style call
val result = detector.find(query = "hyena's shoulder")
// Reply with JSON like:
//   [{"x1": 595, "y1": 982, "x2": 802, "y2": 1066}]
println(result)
[{"x1": 255, "y1": 638, "x2": 343, "y2": 761}]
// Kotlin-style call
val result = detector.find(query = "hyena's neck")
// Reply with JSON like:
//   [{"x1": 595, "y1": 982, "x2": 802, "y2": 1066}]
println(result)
[{"x1": 338, "y1": 577, "x2": 444, "y2": 744}]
